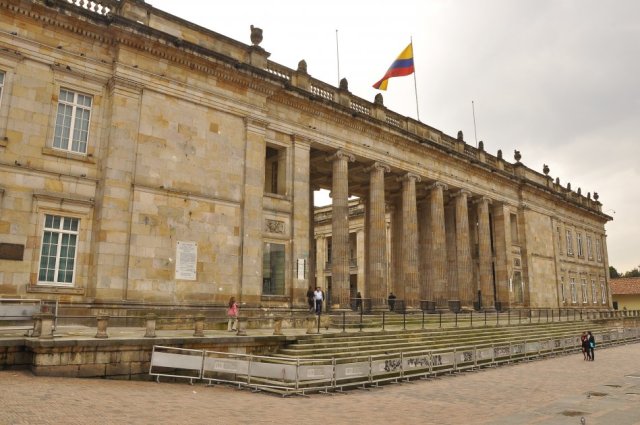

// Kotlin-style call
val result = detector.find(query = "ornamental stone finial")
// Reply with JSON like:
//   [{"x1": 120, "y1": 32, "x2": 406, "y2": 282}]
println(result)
[
  {"x1": 339, "y1": 77, "x2": 349, "y2": 91},
  {"x1": 457, "y1": 130, "x2": 464, "y2": 141},
  {"x1": 577, "y1": 187, "x2": 582, "y2": 196},
  {"x1": 555, "y1": 177, "x2": 560, "y2": 185},
  {"x1": 478, "y1": 140, "x2": 484, "y2": 151},
  {"x1": 497, "y1": 149, "x2": 503, "y2": 159},
  {"x1": 250, "y1": 25, "x2": 263, "y2": 46},
  {"x1": 567, "y1": 182, "x2": 571, "y2": 191},
  {"x1": 514, "y1": 150, "x2": 522, "y2": 163},
  {"x1": 587, "y1": 192, "x2": 591, "y2": 200},
  {"x1": 543, "y1": 164, "x2": 550, "y2": 175},
  {"x1": 374, "y1": 93, "x2": 384, "y2": 106},
  {"x1": 297, "y1": 59, "x2": 307, "y2": 74},
  {"x1": 594, "y1": 192, "x2": 599, "y2": 201}
]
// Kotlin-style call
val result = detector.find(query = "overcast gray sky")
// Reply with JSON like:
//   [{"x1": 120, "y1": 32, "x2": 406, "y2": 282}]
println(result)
[{"x1": 148, "y1": 0, "x2": 640, "y2": 274}]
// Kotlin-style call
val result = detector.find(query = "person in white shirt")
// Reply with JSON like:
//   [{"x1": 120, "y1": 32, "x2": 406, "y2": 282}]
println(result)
[{"x1": 313, "y1": 287, "x2": 324, "y2": 314}]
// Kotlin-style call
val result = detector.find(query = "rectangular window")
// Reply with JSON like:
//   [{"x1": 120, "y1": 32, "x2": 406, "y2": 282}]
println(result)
[
  {"x1": 53, "y1": 88, "x2": 92, "y2": 154},
  {"x1": 586, "y1": 236, "x2": 593, "y2": 260},
  {"x1": 581, "y1": 278, "x2": 588, "y2": 303},
  {"x1": 570, "y1": 277, "x2": 577, "y2": 303},
  {"x1": 559, "y1": 277, "x2": 566, "y2": 303},
  {"x1": 38, "y1": 214, "x2": 79, "y2": 285},
  {"x1": 595, "y1": 238, "x2": 602, "y2": 262},
  {"x1": 262, "y1": 242, "x2": 285, "y2": 295},
  {"x1": 565, "y1": 230, "x2": 574, "y2": 255},
  {"x1": 600, "y1": 280, "x2": 607, "y2": 304},
  {"x1": 591, "y1": 279, "x2": 598, "y2": 304},
  {"x1": 556, "y1": 227, "x2": 563, "y2": 255},
  {"x1": 576, "y1": 233, "x2": 583, "y2": 257}
]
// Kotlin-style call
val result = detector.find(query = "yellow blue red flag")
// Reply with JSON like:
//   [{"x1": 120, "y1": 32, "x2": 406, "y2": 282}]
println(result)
[{"x1": 372, "y1": 43, "x2": 415, "y2": 91}]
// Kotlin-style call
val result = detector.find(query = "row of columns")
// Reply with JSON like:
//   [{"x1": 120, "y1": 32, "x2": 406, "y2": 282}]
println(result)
[{"x1": 327, "y1": 150, "x2": 501, "y2": 312}]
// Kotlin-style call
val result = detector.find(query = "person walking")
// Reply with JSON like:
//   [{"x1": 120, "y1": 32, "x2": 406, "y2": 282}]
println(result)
[
  {"x1": 313, "y1": 287, "x2": 324, "y2": 315},
  {"x1": 355, "y1": 291, "x2": 363, "y2": 312},
  {"x1": 581, "y1": 331, "x2": 589, "y2": 360},
  {"x1": 388, "y1": 292, "x2": 396, "y2": 311},
  {"x1": 587, "y1": 331, "x2": 596, "y2": 361},
  {"x1": 227, "y1": 296, "x2": 239, "y2": 331}
]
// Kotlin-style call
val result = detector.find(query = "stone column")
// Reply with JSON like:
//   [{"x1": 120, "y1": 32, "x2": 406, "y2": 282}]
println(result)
[
  {"x1": 445, "y1": 201, "x2": 459, "y2": 311},
  {"x1": 292, "y1": 136, "x2": 311, "y2": 308},
  {"x1": 475, "y1": 196, "x2": 495, "y2": 311},
  {"x1": 240, "y1": 118, "x2": 267, "y2": 304},
  {"x1": 453, "y1": 190, "x2": 473, "y2": 310},
  {"x1": 399, "y1": 173, "x2": 421, "y2": 309},
  {"x1": 365, "y1": 162, "x2": 389, "y2": 311},
  {"x1": 492, "y1": 203, "x2": 511, "y2": 310},
  {"x1": 91, "y1": 78, "x2": 142, "y2": 301},
  {"x1": 327, "y1": 150, "x2": 354, "y2": 310},
  {"x1": 428, "y1": 182, "x2": 449, "y2": 311}
]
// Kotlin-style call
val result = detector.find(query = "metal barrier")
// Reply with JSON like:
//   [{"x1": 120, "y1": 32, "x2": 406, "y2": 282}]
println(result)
[
  {"x1": 149, "y1": 327, "x2": 640, "y2": 395},
  {"x1": 149, "y1": 345, "x2": 205, "y2": 384}
]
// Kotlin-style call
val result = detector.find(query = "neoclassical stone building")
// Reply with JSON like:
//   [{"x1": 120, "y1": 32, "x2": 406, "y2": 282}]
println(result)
[{"x1": 0, "y1": 0, "x2": 612, "y2": 314}]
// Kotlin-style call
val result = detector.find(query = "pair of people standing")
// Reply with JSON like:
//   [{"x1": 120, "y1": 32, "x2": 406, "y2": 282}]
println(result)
[{"x1": 581, "y1": 331, "x2": 595, "y2": 360}]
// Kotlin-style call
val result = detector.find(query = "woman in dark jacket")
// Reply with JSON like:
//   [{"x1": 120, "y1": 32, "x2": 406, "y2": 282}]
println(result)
[
  {"x1": 581, "y1": 332, "x2": 589, "y2": 360},
  {"x1": 587, "y1": 331, "x2": 595, "y2": 361}
]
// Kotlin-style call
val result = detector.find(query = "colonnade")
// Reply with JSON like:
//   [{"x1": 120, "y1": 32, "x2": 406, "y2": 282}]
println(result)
[{"x1": 325, "y1": 150, "x2": 512, "y2": 312}]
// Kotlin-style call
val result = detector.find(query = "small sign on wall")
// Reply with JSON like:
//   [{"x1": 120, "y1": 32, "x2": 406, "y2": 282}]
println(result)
[
  {"x1": 297, "y1": 258, "x2": 306, "y2": 280},
  {"x1": 175, "y1": 241, "x2": 197, "y2": 281}
]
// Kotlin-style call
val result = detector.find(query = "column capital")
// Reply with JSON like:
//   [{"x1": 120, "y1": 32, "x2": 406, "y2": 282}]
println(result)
[
  {"x1": 426, "y1": 181, "x2": 448, "y2": 192},
  {"x1": 326, "y1": 149, "x2": 355, "y2": 163},
  {"x1": 364, "y1": 161, "x2": 390, "y2": 174},
  {"x1": 472, "y1": 196, "x2": 493, "y2": 206},
  {"x1": 397, "y1": 172, "x2": 421, "y2": 183},
  {"x1": 451, "y1": 189, "x2": 471, "y2": 199}
]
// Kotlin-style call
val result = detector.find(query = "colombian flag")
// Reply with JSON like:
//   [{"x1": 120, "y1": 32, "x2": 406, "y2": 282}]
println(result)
[{"x1": 372, "y1": 43, "x2": 415, "y2": 91}]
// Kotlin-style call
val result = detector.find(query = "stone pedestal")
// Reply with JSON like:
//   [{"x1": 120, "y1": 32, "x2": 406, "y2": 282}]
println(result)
[
  {"x1": 193, "y1": 315, "x2": 205, "y2": 337},
  {"x1": 305, "y1": 314, "x2": 317, "y2": 334},
  {"x1": 144, "y1": 313, "x2": 157, "y2": 338},
  {"x1": 95, "y1": 315, "x2": 109, "y2": 339},
  {"x1": 32, "y1": 313, "x2": 55, "y2": 339},
  {"x1": 273, "y1": 316, "x2": 283, "y2": 335}
]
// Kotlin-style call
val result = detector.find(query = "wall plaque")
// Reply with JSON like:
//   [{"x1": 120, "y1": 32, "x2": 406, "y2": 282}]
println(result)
[
  {"x1": 265, "y1": 219, "x2": 285, "y2": 234},
  {"x1": 0, "y1": 243, "x2": 24, "y2": 261}
]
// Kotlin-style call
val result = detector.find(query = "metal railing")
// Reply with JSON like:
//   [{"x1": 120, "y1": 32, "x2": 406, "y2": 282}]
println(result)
[{"x1": 149, "y1": 327, "x2": 640, "y2": 395}]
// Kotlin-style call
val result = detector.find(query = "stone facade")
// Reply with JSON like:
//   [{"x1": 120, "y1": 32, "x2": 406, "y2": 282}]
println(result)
[{"x1": 0, "y1": 0, "x2": 612, "y2": 313}]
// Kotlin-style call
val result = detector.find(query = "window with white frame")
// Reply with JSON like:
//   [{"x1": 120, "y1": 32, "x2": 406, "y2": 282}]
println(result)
[
  {"x1": 570, "y1": 277, "x2": 577, "y2": 303},
  {"x1": 591, "y1": 279, "x2": 598, "y2": 303},
  {"x1": 595, "y1": 238, "x2": 602, "y2": 262},
  {"x1": 600, "y1": 280, "x2": 607, "y2": 304},
  {"x1": 576, "y1": 233, "x2": 583, "y2": 257},
  {"x1": 581, "y1": 278, "x2": 588, "y2": 303},
  {"x1": 38, "y1": 214, "x2": 80, "y2": 285},
  {"x1": 586, "y1": 236, "x2": 593, "y2": 260},
  {"x1": 565, "y1": 230, "x2": 574, "y2": 255},
  {"x1": 53, "y1": 88, "x2": 92, "y2": 154}
]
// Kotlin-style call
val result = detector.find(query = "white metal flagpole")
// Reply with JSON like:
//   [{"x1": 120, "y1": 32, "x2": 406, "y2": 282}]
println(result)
[{"x1": 411, "y1": 36, "x2": 420, "y2": 121}]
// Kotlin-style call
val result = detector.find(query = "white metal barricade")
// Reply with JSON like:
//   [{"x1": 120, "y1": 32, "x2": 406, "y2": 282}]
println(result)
[{"x1": 149, "y1": 345, "x2": 204, "y2": 384}]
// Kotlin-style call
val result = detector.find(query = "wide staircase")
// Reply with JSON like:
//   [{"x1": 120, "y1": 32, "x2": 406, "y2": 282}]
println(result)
[{"x1": 277, "y1": 320, "x2": 612, "y2": 361}]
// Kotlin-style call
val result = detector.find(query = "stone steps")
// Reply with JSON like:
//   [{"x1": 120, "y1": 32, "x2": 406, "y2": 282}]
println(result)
[{"x1": 276, "y1": 322, "x2": 608, "y2": 360}]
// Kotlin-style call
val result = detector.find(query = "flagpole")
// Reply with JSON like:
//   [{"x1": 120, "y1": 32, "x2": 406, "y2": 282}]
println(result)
[
  {"x1": 411, "y1": 36, "x2": 420, "y2": 121},
  {"x1": 336, "y1": 29, "x2": 341, "y2": 85},
  {"x1": 472, "y1": 100, "x2": 478, "y2": 148}
]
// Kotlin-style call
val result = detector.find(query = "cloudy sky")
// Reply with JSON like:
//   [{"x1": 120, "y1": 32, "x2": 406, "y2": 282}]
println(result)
[{"x1": 148, "y1": 0, "x2": 640, "y2": 273}]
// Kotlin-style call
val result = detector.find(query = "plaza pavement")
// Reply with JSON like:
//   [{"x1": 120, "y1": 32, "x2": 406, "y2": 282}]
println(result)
[{"x1": 1, "y1": 342, "x2": 639, "y2": 425}]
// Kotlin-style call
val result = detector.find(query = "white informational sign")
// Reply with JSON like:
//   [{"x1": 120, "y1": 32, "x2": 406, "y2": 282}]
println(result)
[
  {"x1": 297, "y1": 258, "x2": 306, "y2": 280},
  {"x1": 175, "y1": 241, "x2": 197, "y2": 281}
]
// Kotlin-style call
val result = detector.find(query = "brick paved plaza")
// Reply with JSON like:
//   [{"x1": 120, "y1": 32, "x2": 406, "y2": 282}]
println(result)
[{"x1": 1, "y1": 343, "x2": 639, "y2": 425}]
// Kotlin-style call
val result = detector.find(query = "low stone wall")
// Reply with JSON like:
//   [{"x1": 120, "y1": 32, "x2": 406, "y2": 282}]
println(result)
[{"x1": 8, "y1": 335, "x2": 294, "y2": 379}]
